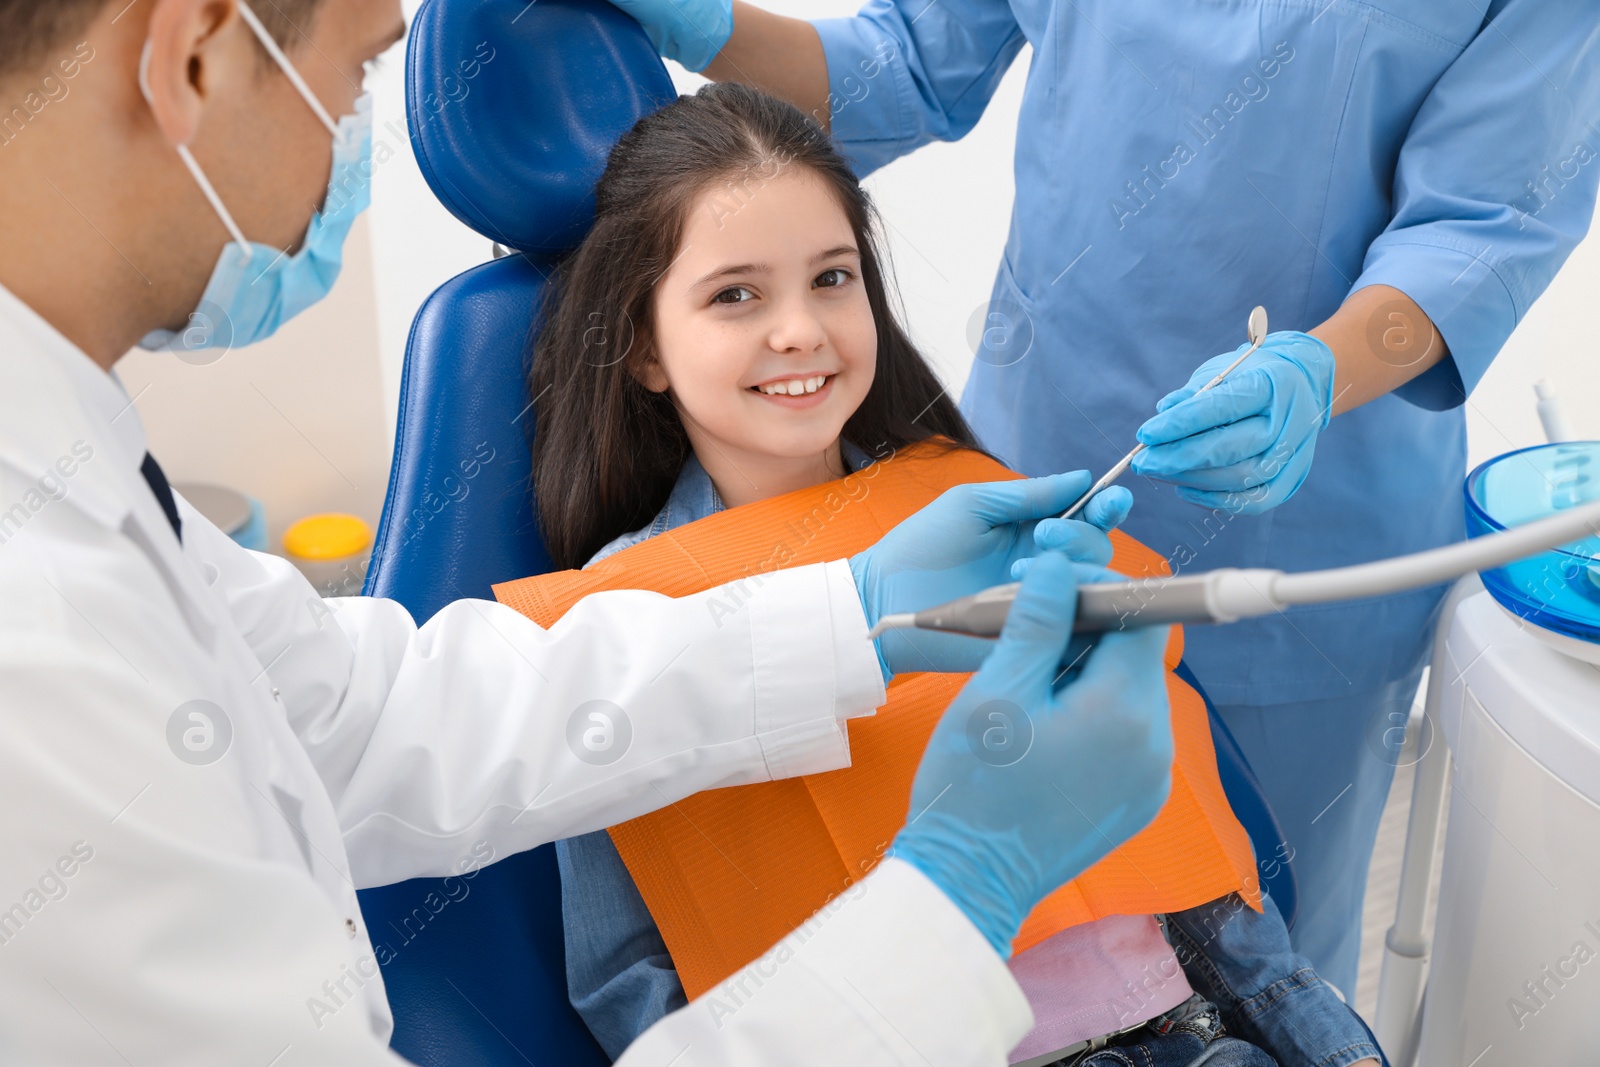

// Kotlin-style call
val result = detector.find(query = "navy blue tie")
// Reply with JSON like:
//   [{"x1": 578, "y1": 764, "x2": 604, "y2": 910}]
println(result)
[{"x1": 140, "y1": 452, "x2": 183, "y2": 543}]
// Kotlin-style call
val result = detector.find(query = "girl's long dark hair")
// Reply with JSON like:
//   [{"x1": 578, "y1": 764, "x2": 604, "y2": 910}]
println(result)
[{"x1": 531, "y1": 81, "x2": 983, "y2": 569}]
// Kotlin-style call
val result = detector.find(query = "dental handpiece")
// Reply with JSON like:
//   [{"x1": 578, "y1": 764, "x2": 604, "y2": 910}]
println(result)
[
  {"x1": 1061, "y1": 306, "x2": 1270, "y2": 521},
  {"x1": 867, "y1": 496, "x2": 1600, "y2": 640}
]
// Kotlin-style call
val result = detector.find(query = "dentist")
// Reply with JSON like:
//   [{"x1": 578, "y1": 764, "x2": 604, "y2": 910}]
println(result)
[{"x1": 0, "y1": 1, "x2": 1166, "y2": 1063}]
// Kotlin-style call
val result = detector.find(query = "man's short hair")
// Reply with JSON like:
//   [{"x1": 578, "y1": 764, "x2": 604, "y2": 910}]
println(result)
[{"x1": 0, "y1": 1, "x2": 326, "y2": 82}]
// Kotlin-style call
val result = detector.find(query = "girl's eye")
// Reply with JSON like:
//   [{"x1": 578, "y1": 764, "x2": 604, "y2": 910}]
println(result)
[
  {"x1": 712, "y1": 286, "x2": 755, "y2": 305},
  {"x1": 814, "y1": 268, "x2": 853, "y2": 289}
]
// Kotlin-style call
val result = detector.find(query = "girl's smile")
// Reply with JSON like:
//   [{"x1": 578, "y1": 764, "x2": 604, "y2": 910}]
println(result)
[
  {"x1": 643, "y1": 168, "x2": 878, "y2": 506},
  {"x1": 748, "y1": 371, "x2": 837, "y2": 406}
]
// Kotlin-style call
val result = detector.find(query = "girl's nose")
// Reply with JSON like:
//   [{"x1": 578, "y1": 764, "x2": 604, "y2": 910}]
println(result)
[{"x1": 767, "y1": 293, "x2": 828, "y2": 355}]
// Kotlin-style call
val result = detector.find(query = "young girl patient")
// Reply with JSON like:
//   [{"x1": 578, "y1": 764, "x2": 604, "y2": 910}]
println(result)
[{"x1": 527, "y1": 82, "x2": 1382, "y2": 1067}]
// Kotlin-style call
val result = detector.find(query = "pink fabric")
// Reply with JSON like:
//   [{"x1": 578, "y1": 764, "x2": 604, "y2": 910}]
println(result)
[{"x1": 1005, "y1": 914, "x2": 1194, "y2": 1063}]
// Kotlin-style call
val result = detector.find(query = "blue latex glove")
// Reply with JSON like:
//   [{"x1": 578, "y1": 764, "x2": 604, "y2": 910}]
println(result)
[
  {"x1": 605, "y1": 0, "x2": 733, "y2": 72},
  {"x1": 890, "y1": 552, "x2": 1174, "y2": 956},
  {"x1": 1132, "y1": 331, "x2": 1336, "y2": 515},
  {"x1": 849, "y1": 472, "x2": 1133, "y2": 679}
]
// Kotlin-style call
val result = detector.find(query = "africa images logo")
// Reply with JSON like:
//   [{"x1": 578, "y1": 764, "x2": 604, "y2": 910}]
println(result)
[
  {"x1": 166, "y1": 700, "x2": 233, "y2": 766},
  {"x1": 565, "y1": 700, "x2": 633, "y2": 766}
]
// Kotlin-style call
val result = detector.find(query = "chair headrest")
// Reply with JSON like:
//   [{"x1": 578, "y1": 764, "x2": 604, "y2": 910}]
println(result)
[{"x1": 407, "y1": 0, "x2": 677, "y2": 259}]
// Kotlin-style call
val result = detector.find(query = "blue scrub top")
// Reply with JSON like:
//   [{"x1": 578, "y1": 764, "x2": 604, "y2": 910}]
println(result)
[{"x1": 813, "y1": 0, "x2": 1600, "y2": 704}]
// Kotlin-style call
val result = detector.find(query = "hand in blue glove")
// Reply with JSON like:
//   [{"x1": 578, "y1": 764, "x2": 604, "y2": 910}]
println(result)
[
  {"x1": 849, "y1": 471, "x2": 1133, "y2": 679},
  {"x1": 890, "y1": 551, "x2": 1174, "y2": 956},
  {"x1": 606, "y1": 0, "x2": 733, "y2": 72},
  {"x1": 1132, "y1": 331, "x2": 1336, "y2": 515}
]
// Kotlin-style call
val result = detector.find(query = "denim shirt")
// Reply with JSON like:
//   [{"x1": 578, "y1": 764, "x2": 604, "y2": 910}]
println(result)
[
  {"x1": 553, "y1": 445, "x2": 1379, "y2": 1066},
  {"x1": 555, "y1": 444, "x2": 874, "y2": 1060},
  {"x1": 586, "y1": 443, "x2": 878, "y2": 566}
]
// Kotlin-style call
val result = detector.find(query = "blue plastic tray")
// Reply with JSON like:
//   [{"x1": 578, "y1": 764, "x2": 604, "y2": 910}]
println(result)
[{"x1": 1466, "y1": 441, "x2": 1600, "y2": 644}]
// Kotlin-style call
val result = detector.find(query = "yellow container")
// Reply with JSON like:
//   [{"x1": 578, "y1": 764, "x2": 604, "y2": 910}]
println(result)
[{"x1": 284, "y1": 513, "x2": 372, "y2": 596}]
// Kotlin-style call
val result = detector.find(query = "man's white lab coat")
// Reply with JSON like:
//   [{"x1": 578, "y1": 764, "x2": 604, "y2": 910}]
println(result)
[{"x1": 0, "y1": 286, "x2": 1032, "y2": 1065}]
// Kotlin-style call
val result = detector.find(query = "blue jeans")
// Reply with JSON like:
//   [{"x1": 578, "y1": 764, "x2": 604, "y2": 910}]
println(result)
[
  {"x1": 1163, "y1": 894, "x2": 1383, "y2": 1067},
  {"x1": 1072, "y1": 995, "x2": 1274, "y2": 1066}
]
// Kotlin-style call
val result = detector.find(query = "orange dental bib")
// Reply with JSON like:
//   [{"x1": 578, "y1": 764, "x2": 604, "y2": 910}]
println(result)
[{"x1": 494, "y1": 442, "x2": 1259, "y2": 999}]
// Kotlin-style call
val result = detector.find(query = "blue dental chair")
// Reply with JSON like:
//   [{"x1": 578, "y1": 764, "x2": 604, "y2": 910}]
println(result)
[{"x1": 357, "y1": 2, "x2": 1295, "y2": 1063}]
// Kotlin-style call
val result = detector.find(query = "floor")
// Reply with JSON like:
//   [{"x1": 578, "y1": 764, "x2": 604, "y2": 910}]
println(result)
[{"x1": 1353, "y1": 679, "x2": 1449, "y2": 1030}]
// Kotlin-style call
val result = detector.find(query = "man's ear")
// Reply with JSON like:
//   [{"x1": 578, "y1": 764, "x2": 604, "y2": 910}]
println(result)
[{"x1": 139, "y1": 0, "x2": 242, "y2": 147}]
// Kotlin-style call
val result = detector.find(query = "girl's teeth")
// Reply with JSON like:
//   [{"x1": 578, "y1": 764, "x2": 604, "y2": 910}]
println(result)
[{"x1": 760, "y1": 376, "x2": 828, "y2": 396}]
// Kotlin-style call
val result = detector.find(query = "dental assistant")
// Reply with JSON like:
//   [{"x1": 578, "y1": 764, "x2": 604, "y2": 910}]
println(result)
[
  {"x1": 617, "y1": 0, "x2": 1600, "y2": 991},
  {"x1": 0, "y1": 1, "x2": 1169, "y2": 1063}
]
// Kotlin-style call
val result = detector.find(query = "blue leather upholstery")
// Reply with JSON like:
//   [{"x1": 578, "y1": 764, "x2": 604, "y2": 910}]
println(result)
[
  {"x1": 359, "y1": 1, "x2": 1295, "y2": 1061},
  {"x1": 365, "y1": 0, "x2": 675, "y2": 621},
  {"x1": 406, "y1": 0, "x2": 677, "y2": 259},
  {"x1": 358, "y1": 2, "x2": 672, "y2": 1064},
  {"x1": 365, "y1": 254, "x2": 553, "y2": 623}
]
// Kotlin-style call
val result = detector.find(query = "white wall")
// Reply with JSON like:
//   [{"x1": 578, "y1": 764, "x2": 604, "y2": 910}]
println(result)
[
  {"x1": 129, "y1": 8, "x2": 1598, "y2": 555},
  {"x1": 1465, "y1": 232, "x2": 1600, "y2": 467},
  {"x1": 365, "y1": 0, "x2": 490, "y2": 446}
]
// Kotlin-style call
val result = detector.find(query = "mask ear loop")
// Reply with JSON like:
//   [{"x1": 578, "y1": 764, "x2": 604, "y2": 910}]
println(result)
[
  {"x1": 139, "y1": 40, "x2": 253, "y2": 265},
  {"x1": 235, "y1": 1, "x2": 341, "y2": 138}
]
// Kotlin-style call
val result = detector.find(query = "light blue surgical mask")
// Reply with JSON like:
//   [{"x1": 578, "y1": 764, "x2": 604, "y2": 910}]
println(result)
[{"x1": 138, "y1": 2, "x2": 374, "y2": 354}]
